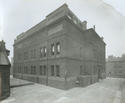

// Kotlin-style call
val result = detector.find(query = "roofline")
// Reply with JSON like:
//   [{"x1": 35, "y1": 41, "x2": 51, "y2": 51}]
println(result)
[
  {"x1": 14, "y1": 16, "x2": 67, "y2": 45},
  {"x1": 14, "y1": 3, "x2": 106, "y2": 46},
  {"x1": 85, "y1": 28, "x2": 106, "y2": 45},
  {"x1": 46, "y1": 3, "x2": 68, "y2": 17}
]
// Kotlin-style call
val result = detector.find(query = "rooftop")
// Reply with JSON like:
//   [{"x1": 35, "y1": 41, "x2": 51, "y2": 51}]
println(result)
[
  {"x1": 14, "y1": 4, "x2": 88, "y2": 44},
  {"x1": 14, "y1": 3, "x2": 105, "y2": 45}
]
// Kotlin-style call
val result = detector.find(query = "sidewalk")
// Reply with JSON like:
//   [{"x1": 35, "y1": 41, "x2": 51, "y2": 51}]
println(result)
[{"x1": 10, "y1": 77, "x2": 34, "y2": 88}]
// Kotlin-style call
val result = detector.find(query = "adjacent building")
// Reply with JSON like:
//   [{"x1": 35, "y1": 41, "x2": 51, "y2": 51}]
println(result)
[
  {"x1": 106, "y1": 55, "x2": 125, "y2": 78},
  {"x1": 13, "y1": 4, "x2": 106, "y2": 89},
  {"x1": 0, "y1": 40, "x2": 10, "y2": 100}
]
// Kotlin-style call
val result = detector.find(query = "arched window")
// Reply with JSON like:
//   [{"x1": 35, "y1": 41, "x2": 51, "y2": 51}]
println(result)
[
  {"x1": 51, "y1": 44, "x2": 55, "y2": 55},
  {"x1": 56, "y1": 42, "x2": 61, "y2": 54}
]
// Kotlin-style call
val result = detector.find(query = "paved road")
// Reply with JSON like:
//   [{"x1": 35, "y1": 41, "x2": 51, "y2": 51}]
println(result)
[
  {"x1": 51, "y1": 78, "x2": 125, "y2": 103},
  {"x1": 1, "y1": 78, "x2": 125, "y2": 103},
  {"x1": 121, "y1": 80, "x2": 125, "y2": 103}
]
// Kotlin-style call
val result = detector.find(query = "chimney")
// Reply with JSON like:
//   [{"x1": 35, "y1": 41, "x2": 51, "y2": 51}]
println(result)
[
  {"x1": 82, "y1": 21, "x2": 87, "y2": 30},
  {"x1": 101, "y1": 36, "x2": 104, "y2": 41},
  {"x1": 93, "y1": 25, "x2": 95, "y2": 31}
]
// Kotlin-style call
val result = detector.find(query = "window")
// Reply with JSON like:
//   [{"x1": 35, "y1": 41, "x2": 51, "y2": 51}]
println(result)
[
  {"x1": 56, "y1": 65, "x2": 60, "y2": 77},
  {"x1": 26, "y1": 66, "x2": 28, "y2": 74},
  {"x1": 24, "y1": 51, "x2": 29, "y2": 60},
  {"x1": 40, "y1": 65, "x2": 43, "y2": 75},
  {"x1": 18, "y1": 65, "x2": 21, "y2": 73},
  {"x1": 31, "y1": 66, "x2": 33, "y2": 74},
  {"x1": 44, "y1": 47, "x2": 47, "y2": 57},
  {"x1": 20, "y1": 65, "x2": 22, "y2": 73},
  {"x1": 51, "y1": 65, "x2": 54, "y2": 76},
  {"x1": 82, "y1": 64, "x2": 88, "y2": 75},
  {"x1": 39, "y1": 65, "x2": 46, "y2": 75},
  {"x1": 56, "y1": 42, "x2": 61, "y2": 54},
  {"x1": 31, "y1": 66, "x2": 36, "y2": 74},
  {"x1": 18, "y1": 53, "x2": 22, "y2": 60},
  {"x1": 51, "y1": 44, "x2": 55, "y2": 55},
  {"x1": 24, "y1": 66, "x2": 28, "y2": 74},
  {"x1": 24, "y1": 52, "x2": 27, "y2": 60},
  {"x1": 80, "y1": 65, "x2": 82, "y2": 75},
  {"x1": 40, "y1": 47, "x2": 47, "y2": 57},
  {"x1": 43, "y1": 65, "x2": 46, "y2": 75},
  {"x1": 34, "y1": 49, "x2": 36, "y2": 58},
  {"x1": 94, "y1": 65, "x2": 97, "y2": 74},
  {"x1": 27, "y1": 52, "x2": 29, "y2": 59},
  {"x1": 17, "y1": 65, "x2": 19, "y2": 73},
  {"x1": 13, "y1": 65, "x2": 17, "y2": 73},
  {"x1": 31, "y1": 50, "x2": 33, "y2": 58},
  {"x1": 34, "y1": 66, "x2": 36, "y2": 74},
  {"x1": 40, "y1": 48, "x2": 43, "y2": 57}
]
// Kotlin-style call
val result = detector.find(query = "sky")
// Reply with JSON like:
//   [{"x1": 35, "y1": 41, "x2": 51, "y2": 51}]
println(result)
[{"x1": 0, "y1": 0, "x2": 125, "y2": 58}]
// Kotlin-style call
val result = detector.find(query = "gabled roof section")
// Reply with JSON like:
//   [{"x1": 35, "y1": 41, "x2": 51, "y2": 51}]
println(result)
[{"x1": 84, "y1": 28, "x2": 106, "y2": 45}]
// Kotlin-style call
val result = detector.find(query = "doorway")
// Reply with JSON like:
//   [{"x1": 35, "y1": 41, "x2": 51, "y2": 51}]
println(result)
[{"x1": 98, "y1": 68, "x2": 102, "y2": 79}]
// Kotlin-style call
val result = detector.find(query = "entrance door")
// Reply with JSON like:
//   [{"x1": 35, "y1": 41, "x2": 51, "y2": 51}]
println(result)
[
  {"x1": 0, "y1": 72, "x2": 1, "y2": 98},
  {"x1": 98, "y1": 68, "x2": 101, "y2": 79}
]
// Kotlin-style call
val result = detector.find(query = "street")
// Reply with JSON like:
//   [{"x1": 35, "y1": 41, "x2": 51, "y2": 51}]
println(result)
[{"x1": 1, "y1": 78, "x2": 125, "y2": 103}]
